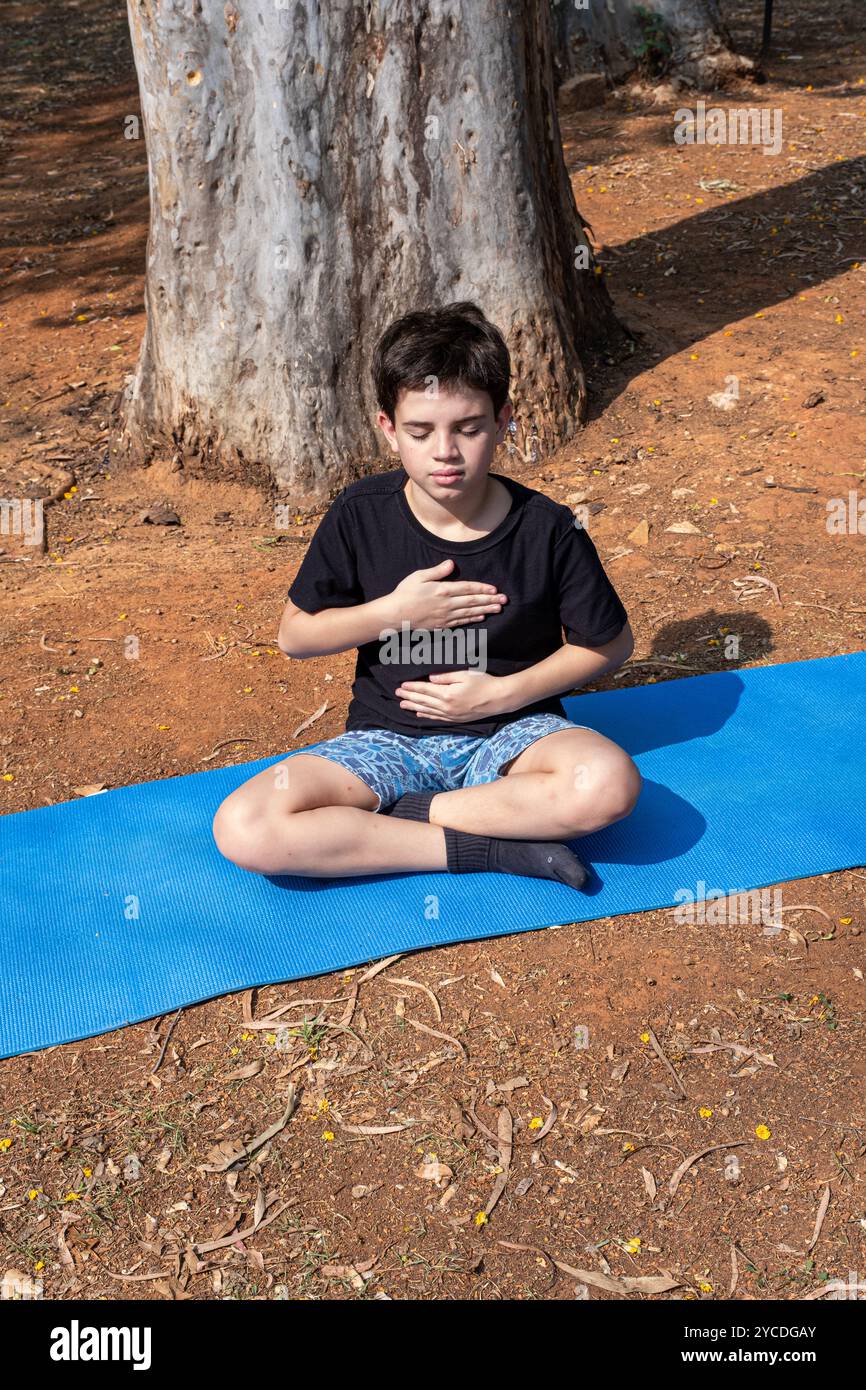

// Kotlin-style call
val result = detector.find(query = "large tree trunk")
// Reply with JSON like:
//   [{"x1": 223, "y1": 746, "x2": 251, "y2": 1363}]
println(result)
[
  {"x1": 553, "y1": 0, "x2": 753, "y2": 87},
  {"x1": 116, "y1": 0, "x2": 621, "y2": 504}
]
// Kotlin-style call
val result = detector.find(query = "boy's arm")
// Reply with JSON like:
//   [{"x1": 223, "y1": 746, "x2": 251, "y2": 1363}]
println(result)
[
  {"x1": 495, "y1": 622, "x2": 634, "y2": 714},
  {"x1": 277, "y1": 596, "x2": 397, "y2": 658}
]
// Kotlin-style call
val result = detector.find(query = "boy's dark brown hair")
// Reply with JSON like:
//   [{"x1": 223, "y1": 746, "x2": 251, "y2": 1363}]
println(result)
[{"x1": 371, "y1": 301, "x2": 511, "y2": 424}]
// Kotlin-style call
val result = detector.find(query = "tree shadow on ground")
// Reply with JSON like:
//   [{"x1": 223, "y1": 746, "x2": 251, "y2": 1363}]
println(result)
[{"x1": 586, "y1": 154, "x2": 865, "y2": 420}]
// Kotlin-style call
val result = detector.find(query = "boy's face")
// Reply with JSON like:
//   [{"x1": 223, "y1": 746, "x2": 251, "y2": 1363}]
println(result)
[{"x1": 377, "y1": 384, "x2": 513, "y2": 496}]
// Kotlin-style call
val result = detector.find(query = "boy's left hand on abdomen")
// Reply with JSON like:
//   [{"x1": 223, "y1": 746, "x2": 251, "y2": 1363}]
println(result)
[{"x1": 394, "y1": 670, "x2": 513, "y2": 722}]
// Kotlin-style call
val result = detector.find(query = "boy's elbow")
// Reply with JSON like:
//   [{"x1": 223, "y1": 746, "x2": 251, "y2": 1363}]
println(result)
[
  {"x1": 601, "y1": 621, "x2": 634, "y2": 667},
  {"x1": 618, "y1": 623, "x2": 635, "y2": 661},
  {"x1": 277, "y1": 617, "x2": 310, "y2": 658},
  {"x1": 278, "y1": 633, "x2": 312, "y2": 659}
]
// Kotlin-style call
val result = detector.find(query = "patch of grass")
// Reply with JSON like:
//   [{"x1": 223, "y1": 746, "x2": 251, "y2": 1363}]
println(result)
[{"x1": 632, "y1": 5, "x2": 673, "y2": 79}]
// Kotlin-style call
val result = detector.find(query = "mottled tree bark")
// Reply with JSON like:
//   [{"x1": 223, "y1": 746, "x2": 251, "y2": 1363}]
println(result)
[
  {"x1": 553, "y1": 0, "x2": 752, "y2": 87},
  {"x1": 116, "y1": 0, "x2": 620, "y2": 503}
]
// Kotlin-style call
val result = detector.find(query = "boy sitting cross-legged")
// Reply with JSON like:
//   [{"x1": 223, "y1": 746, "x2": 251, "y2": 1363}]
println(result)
[{"x1": 213, "y1": 301, "x2": 642, "y2": 888}]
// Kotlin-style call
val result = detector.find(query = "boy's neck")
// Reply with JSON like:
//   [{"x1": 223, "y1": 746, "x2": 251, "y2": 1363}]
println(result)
[{"x1": 403, "y1": 471, "x2": 511, "y2": 541}]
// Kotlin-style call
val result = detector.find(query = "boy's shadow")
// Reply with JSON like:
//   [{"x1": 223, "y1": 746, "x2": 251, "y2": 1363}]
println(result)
[{"x1": 559, "y1": 609, "x2": 774, "y2": 887}]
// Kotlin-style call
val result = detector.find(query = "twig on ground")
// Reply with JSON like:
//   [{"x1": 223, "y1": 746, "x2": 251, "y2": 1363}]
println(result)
[{"x1": 152, "y1": 1008, "x2": 183, "y2": 1074}]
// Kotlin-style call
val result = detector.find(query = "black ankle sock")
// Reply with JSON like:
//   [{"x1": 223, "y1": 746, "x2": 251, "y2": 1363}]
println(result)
[
  {"x1": 382, "y1": 790, "x2": 435, "y2": 822},
  {"x1": 443, "y1": 827, "x2": 588, "y2": 890}
]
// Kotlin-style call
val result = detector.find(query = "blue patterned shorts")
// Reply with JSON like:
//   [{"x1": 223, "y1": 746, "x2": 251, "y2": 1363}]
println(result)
[{"x1": 297, "y1": 712, "x2": 590, "y2": 812}]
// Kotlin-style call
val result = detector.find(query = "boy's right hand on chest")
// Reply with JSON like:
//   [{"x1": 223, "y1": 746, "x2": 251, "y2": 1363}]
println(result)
[{"x1": 387, "y1": 558, "x2": 507, "y2": 629}]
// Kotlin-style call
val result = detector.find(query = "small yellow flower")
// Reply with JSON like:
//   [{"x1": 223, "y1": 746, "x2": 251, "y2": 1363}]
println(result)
[
  {"x1": 700, "y1": 1281, "x2": 713, "y2": 1293},
  {"x1": 699, "y1": 1107, "x2": 713, "y2": 1118},
  {"x1": 229, "y1": 1045, "x2": 239, "y2": 1056},
  {"x1": 835, "y1": 314, "x2": 844, "y2": 324},
  {"x1": 242, "y1": 686, "x2": 253, "y2": 694},
  {"x1": 322, "y1": 1130, "x2": 335, "y2": 1141},
  {"x1": 623, "y1": 1142, "x2": 635, "y2": 1152},
  {"x1": 755, "y1": 312, "x2": 765, "y2": 318},
  {"x1": 265, "y1": 1033, "x2": 276, "y2": 1045},
  {"x1": 528, "y1": 1117, "x2": 544, "y2": 1130},
  {"x1": 64, "y1": 1192, "x2": 81, "y2": 1201},
  {"x1": 624, "y1": 1237, "x2": 641, "y2": 1255},
  {"x1": 640, "y1": 1032, "x2": 650, "y2": 1044},
  {"x1": 28, "y1": 1189, "x2": 40, "y2": 1200},
  {"x1": 709, "y1": 497, "x2": 718, "y2": 505},
  {"x1": 2, "y1": 774, "x2": 13, "y2": 783},
  {"x1": 840, "y1": 917, "x2": 852, "y2": 925},
  {"x1": 35, "y1": 1261, "x2": 45, "y2": 1272},
  {"x1": 118, "y1": 612, "x2": 127, "y2": 620},
  {"x1": 755, "y1": 1124, "x2": 771, "y2": 1141},
  {"x1": 82, "y1": 1167, "x2": 92, "y2": 1178},
  {"x1": 317, "y1": 1099, "x2": 330, "y2": 1114},
  {"x1": 0, "y1": 1137, "x2": 12, "y2": 1151},
  {"x1": 474, "y1": 1211, "x2": 488, "y2": 1227},
  {"x1": 689, "y1": 353, "x2": 699, "y2": 360},
  {"x1": 240, "y1": 1031, "x2": 254, "y2": 1041}
]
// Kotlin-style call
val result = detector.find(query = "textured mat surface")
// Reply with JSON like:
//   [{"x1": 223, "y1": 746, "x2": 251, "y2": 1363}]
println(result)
[{"x1": 1, "y1": 652, "x2": 865, "y2": 1058}]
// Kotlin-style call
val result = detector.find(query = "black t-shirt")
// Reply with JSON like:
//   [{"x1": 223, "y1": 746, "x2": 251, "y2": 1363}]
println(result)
[{"x1": 286, "y1": 468, "x2": 628, "y2": 738}]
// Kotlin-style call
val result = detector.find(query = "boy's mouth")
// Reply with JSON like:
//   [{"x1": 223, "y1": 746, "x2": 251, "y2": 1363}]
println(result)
[{"x1": 430, "y1": 469, "x2": 463, "y2": 484}]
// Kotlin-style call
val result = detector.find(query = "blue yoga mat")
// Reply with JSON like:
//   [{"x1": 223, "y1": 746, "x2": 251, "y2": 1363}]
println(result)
[{"x1": 1, "y1": 652, "x2": 864, "y2": 1059}]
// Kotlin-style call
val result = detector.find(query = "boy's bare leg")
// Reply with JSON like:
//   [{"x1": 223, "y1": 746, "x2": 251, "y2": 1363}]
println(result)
[
  {"x1": 213, "y1": 753, "x2": 447, "y2": 878},
  {"x1": 427, "y1": 729, "x2": 642, "y2": 840}
]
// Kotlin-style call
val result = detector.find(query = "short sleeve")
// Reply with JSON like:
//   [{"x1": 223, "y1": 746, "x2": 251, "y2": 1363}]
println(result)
[
  {"x1": 287, "y1": 495, "x2": 362, "y2": 613},
  {"x1": 552, "y1": 517, "x2": 628, "y2": 646}
]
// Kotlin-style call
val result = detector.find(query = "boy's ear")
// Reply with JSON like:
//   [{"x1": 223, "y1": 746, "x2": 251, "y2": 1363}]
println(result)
[
  {"x1": 376, "y1": 408, "x2": 400, "y2": 453},
  {"x1": 494, "y1": 398, "x2": 514, "y2": 443}
]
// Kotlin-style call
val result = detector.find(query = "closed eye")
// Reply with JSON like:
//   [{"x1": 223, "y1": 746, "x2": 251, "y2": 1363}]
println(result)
[{"x1": 406, "y1": 427, "x2": 481, "y2": 439}]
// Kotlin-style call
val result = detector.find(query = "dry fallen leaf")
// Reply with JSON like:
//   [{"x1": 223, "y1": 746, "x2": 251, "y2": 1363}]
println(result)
[
  {"x1": 222, "y1": 1059, "x2": 264, "y2": 1082},
  {"x1": 578, "y1": 1105, "x2": 605, "y2": 1135}
]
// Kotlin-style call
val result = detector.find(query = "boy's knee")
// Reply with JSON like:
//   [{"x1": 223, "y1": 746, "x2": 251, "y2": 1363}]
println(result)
[
  {"x1": 606, "y1": 758, "x2": 642, "y2": 821},
  {"x1": 561, "y1": 753, "x2": 642, "y2": 825},
  {"x1": 213, "y1": 795, "x2": 271, "y2": 872}
]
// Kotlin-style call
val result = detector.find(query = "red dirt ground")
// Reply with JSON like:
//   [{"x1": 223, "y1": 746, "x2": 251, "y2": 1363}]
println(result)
[{"x1": 0, "y1": 0, "x2": 863, "y2": 1301}]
